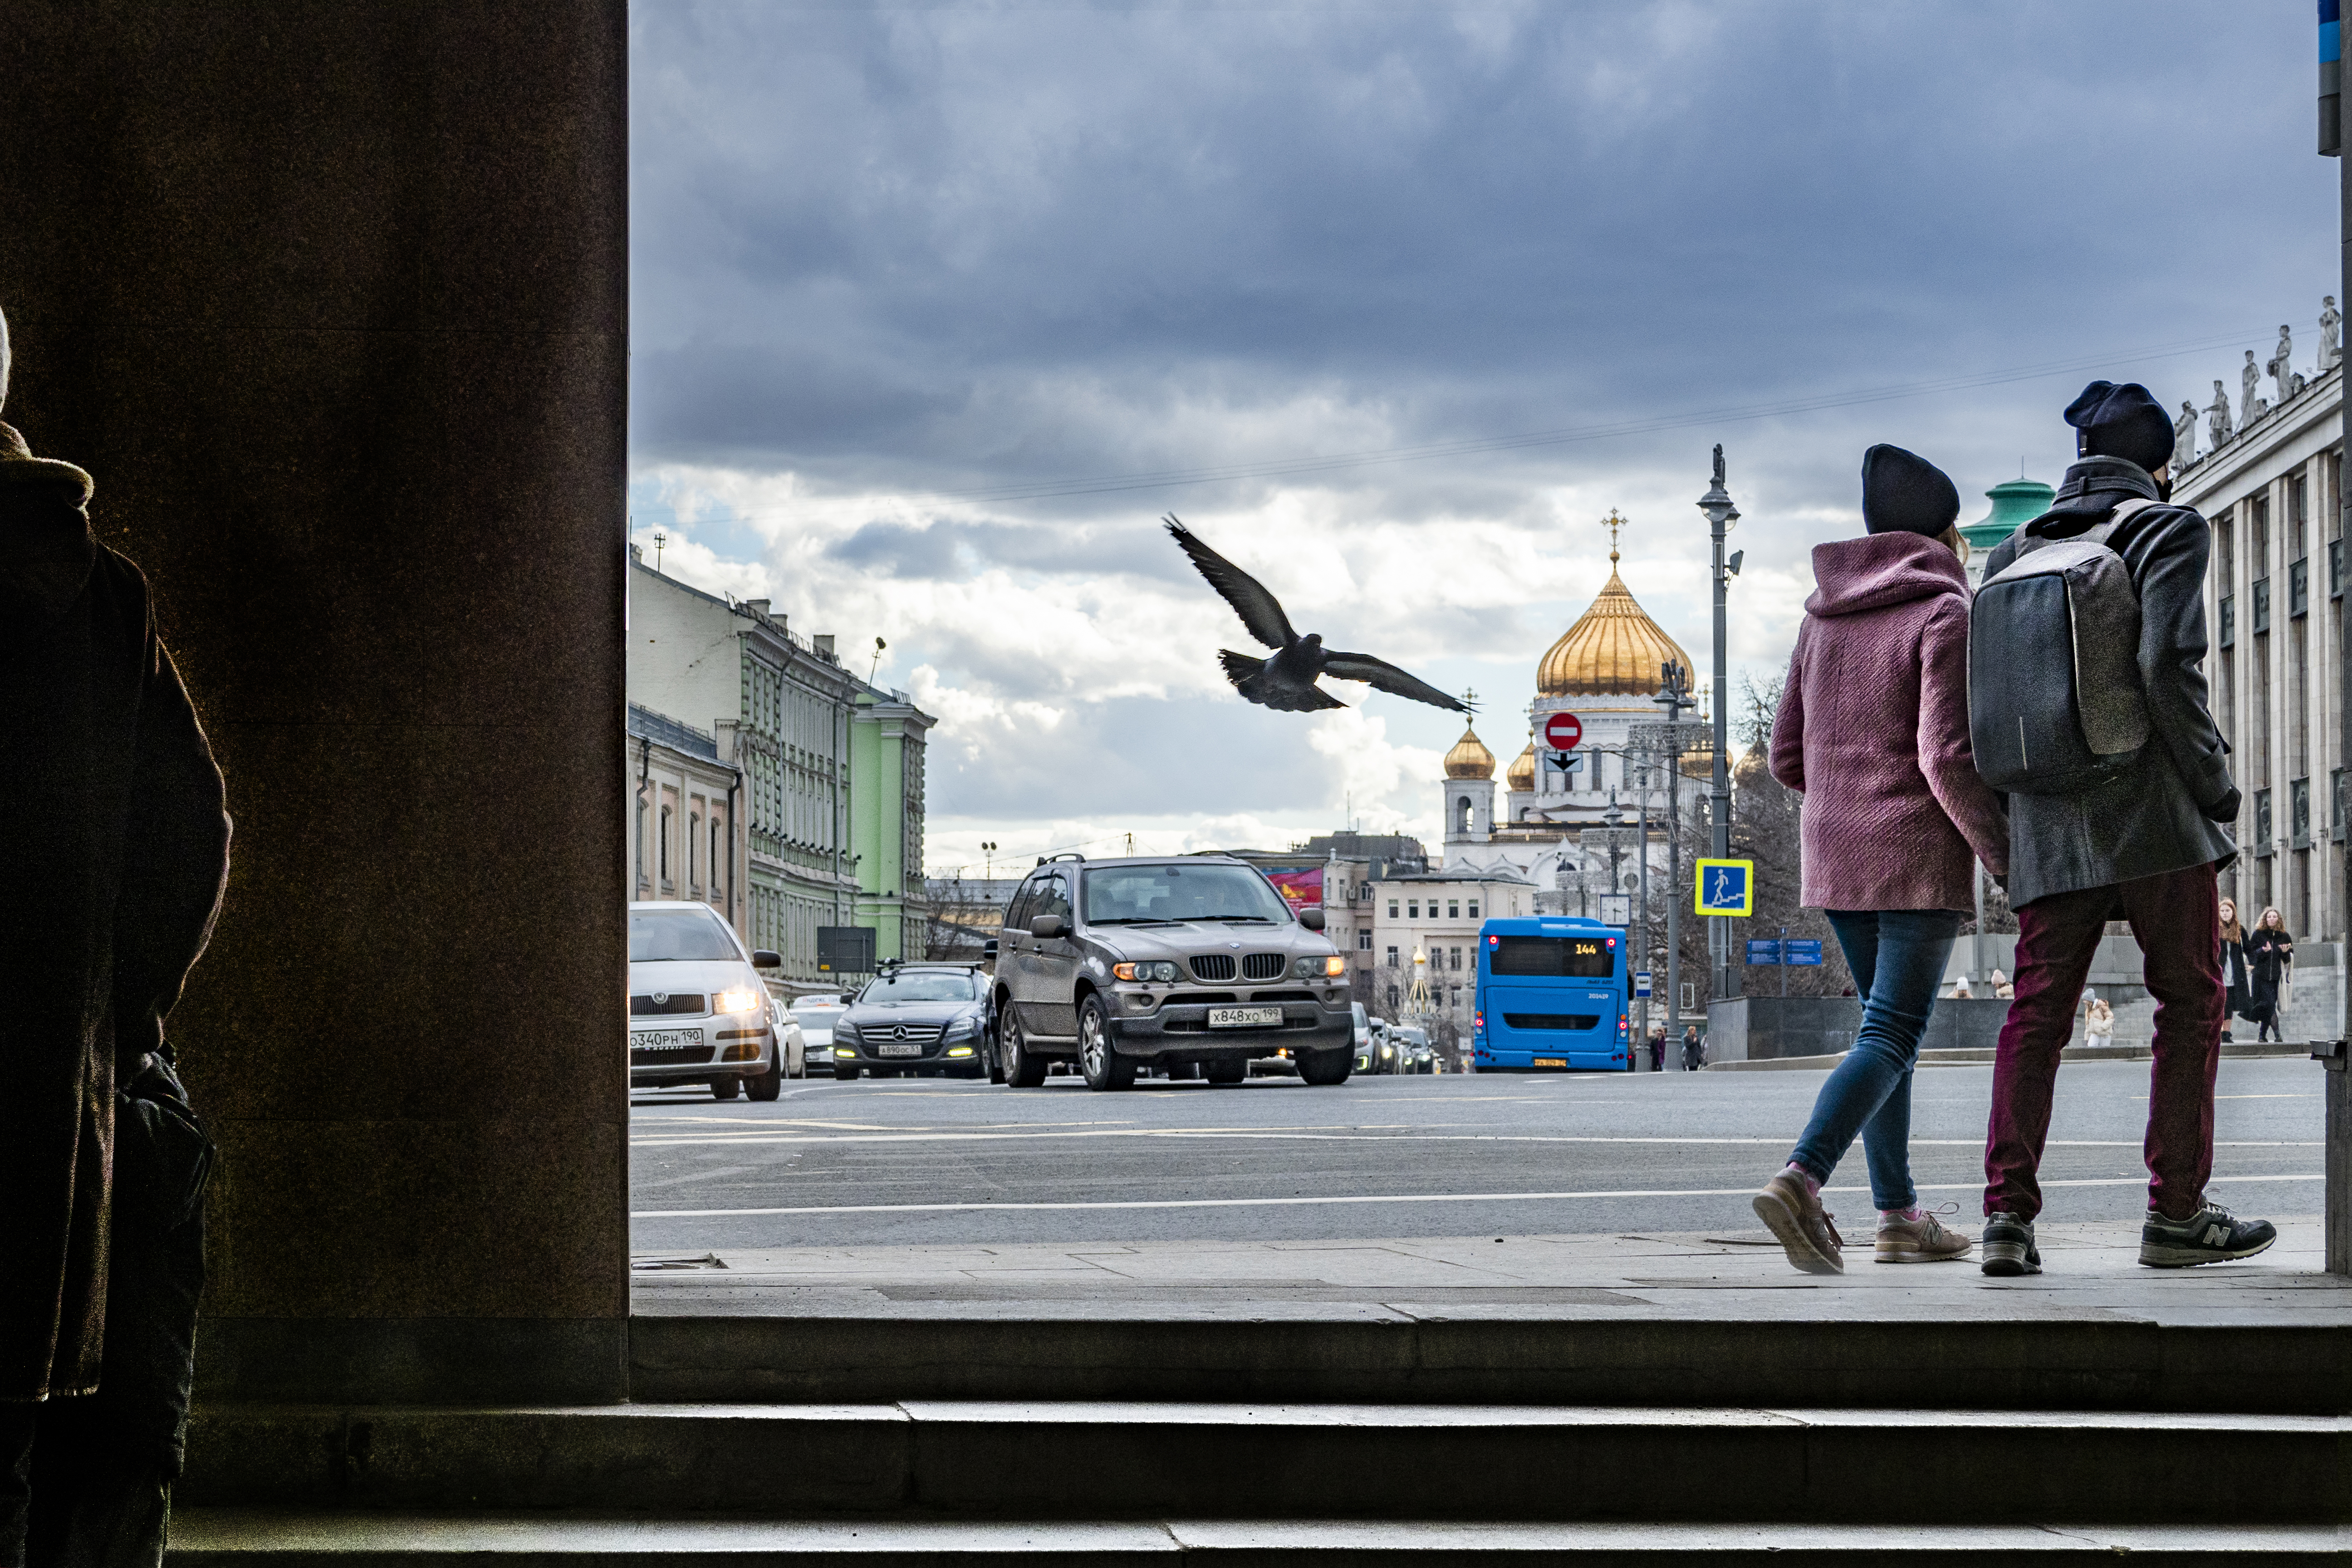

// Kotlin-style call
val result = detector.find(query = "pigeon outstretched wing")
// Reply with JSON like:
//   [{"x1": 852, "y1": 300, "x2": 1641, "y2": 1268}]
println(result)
[
  {"x1": 1166, "y1": 516, "x2": 1296, "y2": 650},
  {"x1": 1319, "y1": 651, "x2": 1469, "y2": 713}
]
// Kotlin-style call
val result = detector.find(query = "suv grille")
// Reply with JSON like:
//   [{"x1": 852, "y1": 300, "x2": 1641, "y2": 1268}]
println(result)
[
  {"x1": 1189, "y1": 955, "x2": 1237, "y2": 981},
  {"x1": 1241, "y1": 953, "x2": 1286, "y2": 980},
  {"x1": 1504, "y1": 1013, "x2": 1601, "y2": 1032},
  {"x1": 632, "y1": 994, "x2": 707, "y2": 1017}
]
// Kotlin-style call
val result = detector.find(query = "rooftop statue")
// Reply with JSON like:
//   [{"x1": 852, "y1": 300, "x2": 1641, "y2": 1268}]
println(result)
[
  {"x1": 2173, "y1": 401, "x2": 2198, "y2": 468},
  {"x1": 2206, "y1": 379, "x2": 2234, "y2": 448},
  {"x1": 2241, "y1": 350, "x2": 2266, "y2": 427},
  {"x1": 2322, "y1": 296, "x2": 2341, "y2": 371},
  {"x1": 2268, "y1": 325, "x2": 2295, "y2": 405}
]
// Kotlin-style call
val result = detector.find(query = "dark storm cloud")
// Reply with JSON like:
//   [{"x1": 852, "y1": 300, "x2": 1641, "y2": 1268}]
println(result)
[
  {"x1": 631, "y1": 2, "x2": 2326, "y2": 496},
  {"x1": 824, "y1": 515, "x2": 1195, "y2": 583}
]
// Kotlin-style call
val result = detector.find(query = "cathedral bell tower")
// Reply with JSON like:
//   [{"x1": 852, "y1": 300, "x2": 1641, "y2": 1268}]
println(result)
[{"x1": 1441, "y1": 697, "x2": 1496, "y2": 846}]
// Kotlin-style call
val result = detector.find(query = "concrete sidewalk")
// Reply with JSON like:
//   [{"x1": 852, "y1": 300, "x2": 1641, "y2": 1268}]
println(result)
[{"x1": 632, "y1": 1215, "x2": 2345, "y2": 1323}]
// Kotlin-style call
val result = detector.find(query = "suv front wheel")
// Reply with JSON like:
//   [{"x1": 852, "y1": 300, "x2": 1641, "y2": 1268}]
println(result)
[
  {"x1": 1297, "y1": 1045, "x2": 1352, "y2": 1086},
  {"x1": 1078, "y1": 995, "x2": 1135, "y2": 1092},
  {"x1": 1000, "y1": 1007, "x2": 1047, "y2": 1088}
]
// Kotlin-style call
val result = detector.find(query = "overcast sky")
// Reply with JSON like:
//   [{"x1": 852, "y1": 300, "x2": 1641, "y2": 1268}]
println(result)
[{"x1": 628, "y1": 1, "x2": 2334, "y2": 875}]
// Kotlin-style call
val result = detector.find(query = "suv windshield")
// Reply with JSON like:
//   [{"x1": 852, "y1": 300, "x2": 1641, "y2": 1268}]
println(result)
[
  {"x1": 859, "y1": 970, "x2": 980, "y2": 1004},
  {"x1": 1082, "y1": 863, "x2": 1293, "y2": 924},
  {"x1": 629, "y1": 908, "x2": 740, "y2": 963}
]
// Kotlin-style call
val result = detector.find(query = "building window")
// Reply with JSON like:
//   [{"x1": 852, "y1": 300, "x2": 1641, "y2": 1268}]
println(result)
[
  {"x1": 2335, "y1": 768, "x2": 2347, "y2": 839},
  {"x1": 634, "y1": 798, "x2": 647, "y2": 883},
  {"x1": 1447, "y1": 901, "x2": 1460, "y2": 920},
  {"x1": 2293, "y1": 777, "x2": 2312, "y2": 847},
  {"x1": 2219, "y1": 594, "x2": 2234, "y2": 648},
  {"x1": 711, "y1": 818, "x2": 725, "y2": 905},
  {"x1": 1387, "y1": 946, "x2": 1399, "y2": 969},
  {"x1": 1449, "y1": 946, "x2": 1462, "y2": 971},
  {"x1": 1358, "y1": 931, "x2": 1372, "y2": 951},
  {"x1": 659, "y1": 806, "x2": 671, "y2": 881},
  {"x1": 2333, "y1": 539, "x2": 2345, "y2": 600},
  {"x1": 1387, "y1": 900, "x2": 1399, "y2": 918},
  {"x1": 1467, "y1": 900, "x2": 1480, "y2": 919},
  {"x1": 2255, "y1": 788, "x2": 2274, "y2": 857},
  {"x1": 1408, "y1": 901, "x2": 1420, "y2": 919},
  {"x1": 2291, "y1": 559, "x2": 2309, "y2": 619},
  {"x1": 2252, "y1": 577, "x2": 2271, "y2": 635},
  {"x1": 1387, "y1": 985, "x2": 1400, "y2": 1013}
]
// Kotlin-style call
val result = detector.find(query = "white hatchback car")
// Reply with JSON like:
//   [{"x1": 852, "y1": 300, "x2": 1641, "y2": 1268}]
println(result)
[{"x1": 629, "y1": 901, "x2": 785, "y2": 1100}]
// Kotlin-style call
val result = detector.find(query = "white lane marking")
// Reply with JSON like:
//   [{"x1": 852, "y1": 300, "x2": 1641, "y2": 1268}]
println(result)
[
  {"x1": 629, "y1": 1128, "x2": 2322, "y2": 1150},
  {"x1": 631, "y1": 1172, "x2": 2321, "y2": 1220}
]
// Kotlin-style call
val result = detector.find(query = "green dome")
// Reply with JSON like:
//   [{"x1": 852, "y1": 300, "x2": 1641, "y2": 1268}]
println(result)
[{"x1": 1959, "y1": 477, "x2": 2054, "y2": 551}]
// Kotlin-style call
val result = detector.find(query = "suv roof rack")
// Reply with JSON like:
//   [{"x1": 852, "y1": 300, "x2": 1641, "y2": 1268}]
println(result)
[{"x1": 1037, "y1": 851, "x2": 1086, "y2": 865}]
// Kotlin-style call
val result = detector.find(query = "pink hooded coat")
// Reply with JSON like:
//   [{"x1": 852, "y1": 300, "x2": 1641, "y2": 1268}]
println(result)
[{"x1": 1769, "y1": 531, "x2": 2008, "y2": 912}]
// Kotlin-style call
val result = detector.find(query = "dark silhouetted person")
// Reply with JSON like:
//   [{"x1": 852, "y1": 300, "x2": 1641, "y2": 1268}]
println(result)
[
  {"x1": 1975, "y1": 381, "x2": 2273, "y2": 1273},
  {"x1": 2245, "y1": 906, "x2": 2293, "y2": 1043},
  {"x1": 0, "y1": 305, "x2": 231, "y2": 1568}
]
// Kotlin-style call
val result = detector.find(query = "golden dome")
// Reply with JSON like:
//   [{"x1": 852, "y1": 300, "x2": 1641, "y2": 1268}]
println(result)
[
  {"x1": 1505, "y1": 740, "x2": 1536, "y2": 792},
  {"x1": 1443, "y1": 723, "x2": 1495, "y2": 780},
  {"x1": 1537, "y1": 527, "x2": 1693, "y2": 697}
]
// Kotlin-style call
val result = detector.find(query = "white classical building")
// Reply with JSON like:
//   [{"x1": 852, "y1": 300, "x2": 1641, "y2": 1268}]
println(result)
[{"x1": 2175, "y1": 299, "x2": 2345, "y2": 947}]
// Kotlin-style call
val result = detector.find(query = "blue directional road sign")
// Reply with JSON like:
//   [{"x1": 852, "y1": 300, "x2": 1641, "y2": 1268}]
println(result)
[
  {"x1": 1745, "y1": 939, "x2": 1782, "y2": 965},
  {"x1": 1784, "y1": 939, "x2": 1823, "y2": 966},
  {"x1": 1694, "y1": 858, "x2": 1755, "y2": 917}
]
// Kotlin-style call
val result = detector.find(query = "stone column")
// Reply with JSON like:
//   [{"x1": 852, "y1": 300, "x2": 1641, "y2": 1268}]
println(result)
[{"x1": 0, "y1": 1, "x2": 630, "y2": 1399}]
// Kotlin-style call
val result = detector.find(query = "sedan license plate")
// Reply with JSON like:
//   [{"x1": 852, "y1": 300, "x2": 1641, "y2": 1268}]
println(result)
[
  {"x1": 1207, "y1": 1006, "x2": 1284, "y2": 1029},
  {"x1": 632, "y1": 1029, "x2": 696, "y2": 1052},
  {"x1": 877, "y1": 1041, "x2": 923, "y2": 1057}
]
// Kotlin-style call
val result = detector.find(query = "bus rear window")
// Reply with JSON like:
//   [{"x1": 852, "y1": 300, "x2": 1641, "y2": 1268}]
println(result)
[{"x1": 1489, "y1": 936, "x2": 1614, "y2": 977}]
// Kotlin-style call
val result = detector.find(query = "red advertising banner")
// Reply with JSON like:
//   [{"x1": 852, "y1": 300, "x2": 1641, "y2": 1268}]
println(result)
[{"x1": 1264, "y1": 866, "x2": 1324, "y2": 910}]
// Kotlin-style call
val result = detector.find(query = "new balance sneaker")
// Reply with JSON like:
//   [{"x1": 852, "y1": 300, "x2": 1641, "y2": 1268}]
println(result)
[
  {"x1": 1980, "y1": 1211, "x2": 2040, "y2": 1276},
  {"x1": 1752, "y1": 1168, "x2": 1843, "y2": 1275},
  {"x1": 2138, "y1": 1201, "x2": 2278, "y2": 1268},
  {"x1": 1875, "y1": 1206, "x2": 1973, "y2": 1264}
]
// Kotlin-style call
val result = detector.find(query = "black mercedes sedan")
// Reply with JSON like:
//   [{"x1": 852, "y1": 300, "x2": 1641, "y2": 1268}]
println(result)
[{"x1": 829, "y1": 963, "x2": 992, "y2": 1079}]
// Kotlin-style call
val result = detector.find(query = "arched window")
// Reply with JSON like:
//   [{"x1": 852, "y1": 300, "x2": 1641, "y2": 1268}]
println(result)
[
  {"x1": 1455, "y1": 796, "x2": 1472, "y2": 833},
  {"x1": 710, "y1": 817, "x2": 724, "y2": 905},
  {"x1": 658, "y1": 806, "x2": 671, "y2": 882},
  {"x1": 688, "y1": 811, "x2": 701, "y2": 891}
]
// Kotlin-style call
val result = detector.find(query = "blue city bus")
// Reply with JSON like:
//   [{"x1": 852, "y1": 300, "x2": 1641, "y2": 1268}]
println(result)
[{"x1": 1470, "y1": 916, "x2": 1632, "y2": 1072}]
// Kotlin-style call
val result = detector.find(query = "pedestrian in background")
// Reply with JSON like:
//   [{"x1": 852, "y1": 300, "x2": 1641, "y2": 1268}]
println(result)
[
  {"x1": 1989, "y1": 968, "x2": 2015, "y2": 999},
  {"x1": 2083, "y1": 997, "x2": 2115, "y2": 1048},
  {"x1": 1647, "y1": 1024, "x2": 1666, "y2": 1073},
  {"x1": 1680, "y1": 1025, "x2": 1705, "y2": 1072},
  {"x1": 2246, "y1": 906, "x2": 2293, "y2": 1043},
  {"x1": 2216, "y1": 897, "x2": 2250, "y2": 1043},
  {"x1": 1972, "y1": 381, "x2": 2274, "y2": 1273},
  {"x1": 1752, "y1": 443, "x2": 2006, "y2": 1274}
]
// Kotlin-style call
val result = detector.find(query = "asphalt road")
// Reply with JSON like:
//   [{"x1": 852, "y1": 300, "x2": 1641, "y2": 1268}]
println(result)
[{"x1": 628, "y1": 1057, "x2": 2326, "y2": 1253}]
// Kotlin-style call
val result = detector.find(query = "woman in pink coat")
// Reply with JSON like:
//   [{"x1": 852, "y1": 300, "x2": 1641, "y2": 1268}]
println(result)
[{"x1": 1751, "y1": 444, "x2": 2010, "y2": 1274}]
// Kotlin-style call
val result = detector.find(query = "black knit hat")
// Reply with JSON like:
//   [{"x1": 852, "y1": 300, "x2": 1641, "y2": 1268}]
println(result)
[
  {"x1": 2064, "y1": 380, "x2": 2173, "y2": 471},
  {"x1": 1860, "y1": 444, "x2": 1960, "y2": 537}
]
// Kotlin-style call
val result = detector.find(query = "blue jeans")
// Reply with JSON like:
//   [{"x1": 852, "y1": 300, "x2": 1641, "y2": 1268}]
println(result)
[{"x1": 1788, "y1": 908, "x2": 1963, "y2": 1211}]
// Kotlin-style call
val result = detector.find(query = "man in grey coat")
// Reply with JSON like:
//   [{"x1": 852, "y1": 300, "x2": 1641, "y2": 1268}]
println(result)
[{"x1": 1974, "y1": 381, "x2": 2275, "y2": 1275}]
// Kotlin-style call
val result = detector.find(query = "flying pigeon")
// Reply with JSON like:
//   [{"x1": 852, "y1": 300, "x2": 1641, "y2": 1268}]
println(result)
[{"x1": 1165, "y1": 516, "x2": 1470, "y2": 715}]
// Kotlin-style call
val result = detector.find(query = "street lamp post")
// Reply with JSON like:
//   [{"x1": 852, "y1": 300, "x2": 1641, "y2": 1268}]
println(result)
[
  {"x1": 1635, "y1": 662, "x2": 1701, "y2": 1064},
  {"x1": 1698, "y1": 446, "x2": 1742, "y2": 1004}
]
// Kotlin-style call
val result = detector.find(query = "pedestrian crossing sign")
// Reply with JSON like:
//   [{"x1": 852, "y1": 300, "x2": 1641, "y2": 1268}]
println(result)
[{"x1": 1694, "y1": 858, "x2": 1755, "y2": 917}]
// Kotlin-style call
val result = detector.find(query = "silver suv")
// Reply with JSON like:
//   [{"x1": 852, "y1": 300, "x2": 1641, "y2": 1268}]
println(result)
[{"x1": 986, "y1": 854, "x2": 1352, "y2": 1091}]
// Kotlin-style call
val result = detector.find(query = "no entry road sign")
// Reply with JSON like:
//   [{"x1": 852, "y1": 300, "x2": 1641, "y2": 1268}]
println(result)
[{"x1": 1542, "y1": 712, "x2": 1583, "y2": 751}]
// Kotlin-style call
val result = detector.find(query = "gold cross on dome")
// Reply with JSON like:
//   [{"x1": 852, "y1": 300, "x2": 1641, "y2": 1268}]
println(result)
[
  {"x1": 1601, "y1": 510, "x2": 1627, "y2": 563},
  {"x1": 1461, "y1": 687, "x2": 1478, "y2": 710}
]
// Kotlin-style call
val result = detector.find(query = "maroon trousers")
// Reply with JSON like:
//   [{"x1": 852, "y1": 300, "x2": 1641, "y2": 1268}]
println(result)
[{"x1": 1984, "y1": 861, "x2": 2224, "y2": 1224}]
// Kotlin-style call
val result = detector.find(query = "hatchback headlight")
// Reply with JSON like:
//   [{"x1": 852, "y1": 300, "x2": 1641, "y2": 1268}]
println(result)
[{"x1": 715, "y1": 987, "x2": 762, "y2": 1016}]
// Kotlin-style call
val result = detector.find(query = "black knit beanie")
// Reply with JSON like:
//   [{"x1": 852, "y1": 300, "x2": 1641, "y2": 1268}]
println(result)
[
  {"x1": 1860, "y1": 444, "x2": 1960, "y2": 537},
  {"x1": 2064, "y1": 380, "x2": 2173, "y2": 471}
]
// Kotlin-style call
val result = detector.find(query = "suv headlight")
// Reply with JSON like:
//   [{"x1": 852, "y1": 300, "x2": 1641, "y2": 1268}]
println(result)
[
  {"x1": 1113, "y1": 961, "x2": 1180, "y2": 982},
  {"x1": 1294, "y1": 955, "x2": 1347, "y2": 978},
  {"x1": 715, "y1": 987, "x2": 762, "y2": 1016}
]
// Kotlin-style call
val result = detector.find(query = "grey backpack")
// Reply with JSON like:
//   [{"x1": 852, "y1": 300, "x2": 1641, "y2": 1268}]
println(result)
[{"x1": 1967, "y1": 499, "x2": 2156, "y2": 795}]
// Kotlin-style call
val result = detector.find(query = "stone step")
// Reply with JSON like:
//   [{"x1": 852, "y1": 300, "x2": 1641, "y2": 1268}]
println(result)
[
  {"x1": 617, "y1": 1310, "x2": 2348, "y2": 1414},
  {"x1": 178, "y1": 1404, "x2": 2348, "y2": 1525},
  {"x1": 165, "y1": 1512, "x2": 2348, "y2": 1565}
]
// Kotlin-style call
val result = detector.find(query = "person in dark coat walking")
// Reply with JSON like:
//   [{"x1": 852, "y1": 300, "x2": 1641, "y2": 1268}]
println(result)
[
  {"x1": 1976, "y1": 381, "x2": 2274, "y2": 1274},
  {"x1": 2215, "y1": 898, "x2": 2250, "y2": 1043},
  {"x1": 2244, "y1": 906, "x2": 2293, "y2": 1043},
  {"x1": 1647, "y1": 1024, "x2": 1666, "y2": 1073},
  {"x1": 0, "y1": 305, "x2": 231, "y2": 1568}
]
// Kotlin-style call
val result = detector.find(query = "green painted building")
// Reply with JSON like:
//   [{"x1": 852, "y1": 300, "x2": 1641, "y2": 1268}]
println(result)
[{"x1": 848, "y1": 685, "x2": 935, "y2": 965}]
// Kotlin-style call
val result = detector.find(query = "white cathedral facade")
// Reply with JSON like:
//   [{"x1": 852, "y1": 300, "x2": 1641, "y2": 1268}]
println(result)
[{"x1": 1432, "y1": 530, "x2": 1705, "y2": 915}]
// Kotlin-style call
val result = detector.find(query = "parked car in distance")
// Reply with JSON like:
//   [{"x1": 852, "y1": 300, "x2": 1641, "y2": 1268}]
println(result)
[
  {"x1": 790, "y1": 994, "x2": 852, "y2": 1071},
  {"x1": 829, "y1": 964, "x2": 991, "y2": 1079},
  {"x1": 986, "y1": 854, "x2": 1353, "y2": 1091},
  {"x1": 628, "y1": 901, "x2": 786, "y2": 1101}
]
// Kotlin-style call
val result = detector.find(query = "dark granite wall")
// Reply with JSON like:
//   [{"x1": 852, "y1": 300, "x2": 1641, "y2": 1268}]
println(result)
[{"x1": 0, "y1": 1, "x2": 630, "y2": 1401}]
